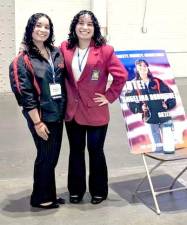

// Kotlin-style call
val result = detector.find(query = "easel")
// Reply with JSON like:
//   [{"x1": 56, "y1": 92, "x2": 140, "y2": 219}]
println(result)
[{"x1": 133, "y1": 148, "x2": 187, "y2": 214}]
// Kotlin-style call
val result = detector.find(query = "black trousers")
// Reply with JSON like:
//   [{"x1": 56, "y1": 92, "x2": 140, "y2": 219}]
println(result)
[
  {"x1": 65, "y1": 120, "x2": 108, "y2": 198},
  {"x1": 24, "y1": 112, "x2": 63, "y2": 205}
]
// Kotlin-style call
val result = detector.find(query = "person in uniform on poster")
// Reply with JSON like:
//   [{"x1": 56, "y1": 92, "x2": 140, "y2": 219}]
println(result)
[{"x1": 126, "y1": 59, "x2": 176, "y2": 153}]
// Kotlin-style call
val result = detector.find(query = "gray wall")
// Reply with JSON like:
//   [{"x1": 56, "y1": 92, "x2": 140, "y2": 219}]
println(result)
[{"x1": 0, "y1": 0, "x2": 15, "y2": 93}]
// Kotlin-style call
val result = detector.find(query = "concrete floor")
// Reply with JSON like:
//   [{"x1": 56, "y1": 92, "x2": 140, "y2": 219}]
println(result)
[{"x1": 1, "y1": 78, "x2": 187, "y2": 225}]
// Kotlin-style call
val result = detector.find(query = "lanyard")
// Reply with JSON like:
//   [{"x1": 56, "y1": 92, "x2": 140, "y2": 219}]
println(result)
[
  {"x1": 48, "y1": 54, "x2": 56, "y2": 83},
  {"x1": 77, "y1": 48, "x2": 89, "y2": 72}
]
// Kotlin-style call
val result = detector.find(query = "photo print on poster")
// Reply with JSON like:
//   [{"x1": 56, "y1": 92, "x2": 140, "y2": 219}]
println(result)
[{"x1": 116, "y1": 50, "x2": 187, "y2": 154}]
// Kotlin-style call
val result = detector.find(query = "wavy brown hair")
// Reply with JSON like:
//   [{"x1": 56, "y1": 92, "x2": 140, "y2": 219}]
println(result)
[
  {"x1": 23, "y1": 13, "x2": 54, "y2": 55},
  {"x1": 67, "y1": 10, "x2": 106, "y2": 49}
]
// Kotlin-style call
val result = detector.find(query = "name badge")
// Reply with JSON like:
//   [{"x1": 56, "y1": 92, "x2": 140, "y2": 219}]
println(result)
[
  {"x1": 49, "y1": 83, "x2": 62, "y2": 99},
  {"x1": 91, "y1": 69, "x2": 100, "y2": 80}
]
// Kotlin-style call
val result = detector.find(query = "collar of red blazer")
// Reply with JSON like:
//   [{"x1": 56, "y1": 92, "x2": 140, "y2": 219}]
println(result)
[{"x1": 70, "y1": 40, "x2": 100, "y2": 56}]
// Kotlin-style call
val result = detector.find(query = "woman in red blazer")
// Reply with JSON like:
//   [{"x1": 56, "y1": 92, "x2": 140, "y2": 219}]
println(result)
[{"x1": 60, "y1": 10, "x2": 128, "y2": 204}]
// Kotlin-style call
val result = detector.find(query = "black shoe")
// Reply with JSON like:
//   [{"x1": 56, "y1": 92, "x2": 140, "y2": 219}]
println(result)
[
  {"x1": 56, "y1": 197, "x2": 65, "y2": 204},
  {"x1": 31, "y1": 201, "x2": 59, "y2": 209},
  {"x1": 91, "y1": 196, "x2": 106, "y2": 204},
  {"x1": 69, "y1": 195, "x2": 83, "y2": 204}
]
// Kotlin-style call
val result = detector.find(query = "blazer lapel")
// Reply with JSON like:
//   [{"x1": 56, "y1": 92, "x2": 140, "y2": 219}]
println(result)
[
  {"x1": 66, "y1": 47, "x2": 78, "y2": 86},
  {"x1": 78, "y1": 46, "x2": 100, "y2": 82}
]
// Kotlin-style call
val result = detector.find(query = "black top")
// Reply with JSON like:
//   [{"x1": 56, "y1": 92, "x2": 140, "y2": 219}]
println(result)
[
  {"x1": 9, "y1": 47, "x2": 66, "y2": 122},
  {"x1": 125, "y1": 77, "x2": 176, "y2": 124}
]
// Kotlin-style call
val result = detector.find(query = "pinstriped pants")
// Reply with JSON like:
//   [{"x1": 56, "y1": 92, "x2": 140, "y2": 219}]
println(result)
[{"x1": 24, "y1": 112, "x2": 63, "y2": 205}]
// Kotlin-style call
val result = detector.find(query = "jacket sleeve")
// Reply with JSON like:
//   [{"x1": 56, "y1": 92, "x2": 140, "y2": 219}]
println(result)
[
  {"x1": 15, "y1": 56, "x2": 39, "y2": 111},
  {"x1": 159, "y1": 80, "x2": 176, "y2": 110},
  {"x1": 166, "y1": 96, "x2": 176, "y2": 110},
  {"x1": 104, "y1": 46, "x2": 128, "y2": 103},
  {"x1": 125, "y1": 90, "x2": 143, "y2": 113}
]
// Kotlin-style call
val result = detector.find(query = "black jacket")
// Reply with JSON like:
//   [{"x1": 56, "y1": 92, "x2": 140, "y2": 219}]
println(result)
[
  {"x1": 125, "y1": 77, "x2": 176, "y2": 124},
  {"x1": 9, "y1": 47, "x2": 66, "y2": 122}
]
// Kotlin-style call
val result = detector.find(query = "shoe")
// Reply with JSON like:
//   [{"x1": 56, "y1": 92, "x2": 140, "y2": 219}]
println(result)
[
  {"x1": 91, "y1": 196, "x2": 106, "y2": 204},
  {"x1": 56, "y1": 197, "x2": 65, "y2": 204},
  {"x1": 69, "y1": 195, "x2": 83, "y2": 204},
  {"x1": 31, "y1": 201, "x2": 59, "y2": 209}
]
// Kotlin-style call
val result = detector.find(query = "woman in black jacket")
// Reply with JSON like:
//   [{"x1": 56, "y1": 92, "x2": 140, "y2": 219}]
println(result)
[
  {"x1": 127, "y1": 59, "x2": 176, "y2": 153},
  {"x1": 9, "y1": 13, "x2": 66, "y2": 209}
]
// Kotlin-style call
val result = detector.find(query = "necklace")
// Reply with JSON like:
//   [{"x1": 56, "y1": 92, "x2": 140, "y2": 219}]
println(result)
[
  {"x1": 77, "y1": 48, "x2": 89, "y2": 72},
  {"x1": 40, "y1": 47, "x2": 49, "y2": 60}
]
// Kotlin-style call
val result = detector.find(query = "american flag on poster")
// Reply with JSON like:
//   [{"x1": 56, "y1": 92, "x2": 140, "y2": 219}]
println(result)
[{"x1": 116, "y1": 50, "x2": 187, "y2": 154}]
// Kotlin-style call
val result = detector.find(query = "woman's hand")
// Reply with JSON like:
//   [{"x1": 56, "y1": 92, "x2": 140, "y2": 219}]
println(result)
[
  {"x1": 93, "y1": 93, "x2": 109, "y2": 106},
  {"x1": 34, "y1": 122, "x2": 50, "y2": 141},
  {"x1": 162, "y1": 101, "x2": 168, "y2": 109},
  {"x1": 142, "y1": 103, "x2": 149, "y2": 112}
]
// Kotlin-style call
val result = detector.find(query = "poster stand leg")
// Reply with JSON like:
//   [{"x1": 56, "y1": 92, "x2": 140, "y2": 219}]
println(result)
[{"x1": 133, "y1": 151, "x2": 187, "y2": 215}]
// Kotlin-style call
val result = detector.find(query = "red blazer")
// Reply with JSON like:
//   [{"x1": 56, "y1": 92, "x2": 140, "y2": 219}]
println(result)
[{"x1": 60, "y1": 41, "x2": 128, "y2": 126}]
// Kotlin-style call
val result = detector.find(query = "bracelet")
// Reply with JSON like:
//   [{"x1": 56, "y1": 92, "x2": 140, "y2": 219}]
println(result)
[
  {"x1": 34, "y1": 121, "x2": 44, "y2": 129},
  {"x1": 34, "y1": 121, "x2": 42, "y2": 126}
]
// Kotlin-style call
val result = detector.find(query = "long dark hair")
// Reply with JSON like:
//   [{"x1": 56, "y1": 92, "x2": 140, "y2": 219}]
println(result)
[
  {"x1": 67, "y1": 10, "x2": 106, "y2": 49},
  {"x1": 135, "y1": 59, "x2": 153, "y2": 80},
  {"x1": 23, "y1": 13, "x2": 55, "y2": 55}
]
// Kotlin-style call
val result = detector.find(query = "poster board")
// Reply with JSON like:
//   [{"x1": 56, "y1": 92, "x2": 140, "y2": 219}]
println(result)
[{"x1": 116, "y1": 50, "x2": 187, "y2": 154}]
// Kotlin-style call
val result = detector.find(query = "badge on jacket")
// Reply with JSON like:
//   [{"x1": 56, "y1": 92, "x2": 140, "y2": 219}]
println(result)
[
  {"x1": 91, "y1": 69, "x2": 100, "y2": 80},
  {"x1": 49, "y1": 83, "x2": 62, "y2": 99}
]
